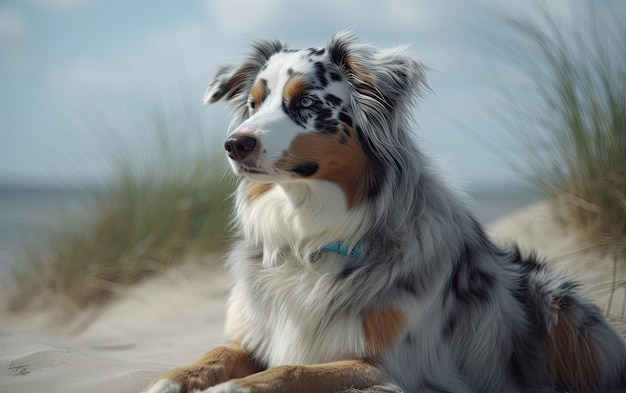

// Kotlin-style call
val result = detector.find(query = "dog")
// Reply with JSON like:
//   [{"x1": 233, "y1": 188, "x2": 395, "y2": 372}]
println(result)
[{"x1": 145, "y1": 32, "x2": 626, "y2": 393}]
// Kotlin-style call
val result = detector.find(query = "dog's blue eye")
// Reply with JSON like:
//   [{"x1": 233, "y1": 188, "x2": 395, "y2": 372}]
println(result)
[{"x1": 300, "y1": 97, "x2": 314, "y2": 108}]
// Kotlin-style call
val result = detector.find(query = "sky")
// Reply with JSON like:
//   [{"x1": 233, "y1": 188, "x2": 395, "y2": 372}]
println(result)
[{"x1": 1, "y1": 0, "x2": 622, "y2": 190}]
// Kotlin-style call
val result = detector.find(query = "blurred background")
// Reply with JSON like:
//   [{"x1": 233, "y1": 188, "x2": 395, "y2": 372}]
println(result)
[
  {"x1": 1, "y1": 0, "x2": 624, "y2": 312},
  {"x1": 1, "y1": 1, "x2": 555, "y2": 188}
]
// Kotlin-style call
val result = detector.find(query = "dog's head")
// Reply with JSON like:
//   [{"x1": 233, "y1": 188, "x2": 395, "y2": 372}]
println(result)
[{"x1": 205, "y1": 32, "x2": 427, "y2": 209}]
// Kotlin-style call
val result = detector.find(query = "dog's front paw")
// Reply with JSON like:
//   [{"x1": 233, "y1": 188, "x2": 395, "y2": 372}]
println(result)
[
  {"x1": 201, "y1": 381, "x2": 250, "y2": 393},
  {"x1": 143, "y1": 379, "x2": 182, "y2": 393}
]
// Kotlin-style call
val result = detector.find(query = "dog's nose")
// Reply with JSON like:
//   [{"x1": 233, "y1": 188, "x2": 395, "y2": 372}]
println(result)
[{"x1": 224, "y1": 135, "x2": 257, "y2": 161}]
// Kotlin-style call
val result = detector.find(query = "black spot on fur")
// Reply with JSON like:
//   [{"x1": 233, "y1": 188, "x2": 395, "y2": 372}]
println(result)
[
  {"x1": 287, "y1": 68, "x2": 294, "y2": 76},
  {"x1": 315, "y1": 108, "x2": 339, "y2": 133},
  {"x1": 403, "y1": 333, "x2": 413, "y2": 346},
  {"x1": 290, "y1": 162, "x2": 319, "y2": 177},
  {"x1": 308, "y1": 47, "x2": 326, "y2": 56},
  {"x1": 314, "y1": 61, "x2": 328, "y2": 88},
  {"x1": 394, "y1": 276, "x2": 419, "y2": 296},
  {"x1": 317, "y1": 120, "x2": 339, "y2": 134},
  {"x1": 446, "y1": 236, "x2": 496, "y2": 305},
  {"x1": 338, "y1": 111, "x2": 353, "y2": 128},
  {"x1": 324, "y1": 93, "x2": 342, "y2": 107},
  {"x1": 443, "y1": 313, "x2": 457, "y2": 340},
  {"x1": 330, "y1": 72, "x2": 342, "y2": 81},
  {"x1": 315, "y1": 107, "x2": 332, "y2": 122}
]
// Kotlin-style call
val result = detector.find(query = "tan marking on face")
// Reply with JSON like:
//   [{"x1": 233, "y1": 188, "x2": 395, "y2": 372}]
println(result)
[
  {"x1": 362, "y1": 306, "x2": 406, "y2": 357},
  {"x1": 283, "y1": 76, "x2": 311, "y2": 102},
  {"x1": 545, "y1": 307, "x2": 599, "y2": 390},
  {"x1": 246, "y1": 182, "x2": 274, "y2": 203},
  {"x1": 275, "y1": 125, "x2": 375, "y2": 209},
  {"x1": 156, "y1": 343, "x2": 257, "y2": 391},
  {"x1": 250, "y1": 80, "x2": 268, "y2": 105}
]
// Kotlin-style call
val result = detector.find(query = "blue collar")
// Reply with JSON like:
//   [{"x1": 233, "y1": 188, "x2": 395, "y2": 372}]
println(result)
[{"x1": 321, "y1": 241, "x2": 363, "y2": 257}]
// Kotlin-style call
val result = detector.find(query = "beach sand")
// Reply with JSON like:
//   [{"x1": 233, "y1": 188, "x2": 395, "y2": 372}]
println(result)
[
  {"x1": 1, "y1": 201, "x2": 624, "y2": 393},
  {"x1": 0, "y1": 256, "x2": 231, "y2": 393}
]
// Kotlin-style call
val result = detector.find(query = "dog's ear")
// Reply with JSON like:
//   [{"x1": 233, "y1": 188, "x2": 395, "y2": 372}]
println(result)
[
  {"x1": 203, "y1": 63, "x2": 257, "y2": 104},
  {"x1": 203, "y1": 39, "x2": 285, "y2": 105},
  {"x1": 327, "y1": 32, "x2": 428, "y2": 131}
]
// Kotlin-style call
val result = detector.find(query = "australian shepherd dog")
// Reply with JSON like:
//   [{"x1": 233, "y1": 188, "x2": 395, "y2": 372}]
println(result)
[{"x1": 145, "y1": 32, "x2": 626, "y2": 393}]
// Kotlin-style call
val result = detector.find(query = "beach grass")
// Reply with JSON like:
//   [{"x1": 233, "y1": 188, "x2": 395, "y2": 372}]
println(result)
[
  {"x1": 7, "y1": 95, "x2": 235, "y2": 315},
  {"x1": 493, "y1": 3, "x2": 626, "y2": 249}
]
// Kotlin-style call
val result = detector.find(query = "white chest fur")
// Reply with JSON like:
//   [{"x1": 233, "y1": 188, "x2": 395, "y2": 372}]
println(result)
[{"x1": 226, "y1": 254, "x2": 368, "y2": 367}]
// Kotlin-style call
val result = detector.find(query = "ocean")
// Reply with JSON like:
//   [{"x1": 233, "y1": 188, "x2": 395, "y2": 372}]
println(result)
[{"x1": 0, "y1": 186, "x2": 104, "y2": 282}]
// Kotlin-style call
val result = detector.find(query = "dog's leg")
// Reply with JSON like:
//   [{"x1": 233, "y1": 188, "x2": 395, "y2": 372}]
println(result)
[
  {"x1": 544, "y1": 300, "x2": 626, "y2": 391},
  {"x1": 144, "y1": 343, "x2": 258, "y2": 393},
  {"x1": 202, "y1": 359, "x2": 385, "y2": 393}
]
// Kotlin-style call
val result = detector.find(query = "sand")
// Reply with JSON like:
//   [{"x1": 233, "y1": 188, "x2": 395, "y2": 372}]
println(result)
[
  {"x1": 0, "y1": 257, "x2": 231, "y2": 393},
  {"x1": 1, "y1": 201, "x2": 624, "y2": 393}
]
